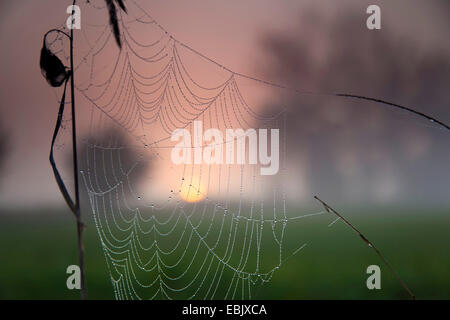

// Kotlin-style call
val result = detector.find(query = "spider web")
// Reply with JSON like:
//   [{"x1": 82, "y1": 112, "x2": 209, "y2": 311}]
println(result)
[{"x1": 48, "y1": 0, "x2": 330, "y2": 300}]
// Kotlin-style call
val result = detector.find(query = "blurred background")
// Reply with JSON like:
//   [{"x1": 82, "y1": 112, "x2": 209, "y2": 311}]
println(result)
[{"x1": 0, "y1": 0, "x2": 449, "y2": 299}]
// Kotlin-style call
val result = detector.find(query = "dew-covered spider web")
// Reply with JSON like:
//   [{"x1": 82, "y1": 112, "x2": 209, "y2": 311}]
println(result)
[
  {"x1": 46, "y1": 0, "x2": 435, "y2": 300},
  {"x1": 41, "y1": 0, "x2": 450, "y2": 301}
]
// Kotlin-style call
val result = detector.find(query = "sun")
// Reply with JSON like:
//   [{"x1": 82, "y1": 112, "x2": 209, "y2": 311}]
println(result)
[{"x1": 179, "y1": 182, "x2": 206, "y2": 203}]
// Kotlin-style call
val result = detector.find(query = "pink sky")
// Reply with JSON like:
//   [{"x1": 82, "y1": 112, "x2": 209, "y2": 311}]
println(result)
[{"x1": 0, "y1": 0, "x2": 448, "y2": 208}]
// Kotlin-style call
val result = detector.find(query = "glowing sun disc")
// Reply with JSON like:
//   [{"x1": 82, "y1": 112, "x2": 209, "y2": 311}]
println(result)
[{"x1": 179, "y1": 183, "x2": 206, "y2": 203}]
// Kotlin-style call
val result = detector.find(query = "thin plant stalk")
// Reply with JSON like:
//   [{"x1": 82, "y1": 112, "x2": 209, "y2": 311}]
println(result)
[
  {"x1": 314, "y1": 196, "x2": 415, "y2": 300},
  {"x1": 69, "y1": 0, "x2": 87, "y2": 300}
]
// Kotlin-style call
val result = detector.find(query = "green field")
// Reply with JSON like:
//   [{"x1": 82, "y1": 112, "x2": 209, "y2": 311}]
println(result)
[{"x1": 0, "y1": 207, "x2": 449, "y2": 300}]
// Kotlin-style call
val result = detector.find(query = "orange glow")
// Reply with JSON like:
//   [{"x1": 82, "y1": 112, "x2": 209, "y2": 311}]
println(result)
[{"x1": 179, "y1": 182, "x2": 206, "y2": 203}]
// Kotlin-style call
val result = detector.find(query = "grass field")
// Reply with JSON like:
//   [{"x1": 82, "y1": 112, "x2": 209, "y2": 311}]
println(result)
[{"x1": 0, "y1": 206, "x2": 449, "y2": 300}]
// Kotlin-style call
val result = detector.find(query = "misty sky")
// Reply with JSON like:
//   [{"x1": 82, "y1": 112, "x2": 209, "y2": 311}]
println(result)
[{"x1": 0, "y1": 0, "x2": 448, "y2": 209}]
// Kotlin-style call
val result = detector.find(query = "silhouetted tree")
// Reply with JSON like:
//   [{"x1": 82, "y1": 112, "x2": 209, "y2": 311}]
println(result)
[
  {"x1": 76, "y1": 126, "x2": 152, "y2": 207},
  {"x1": 259, "y1": 9, "x2": 450, "y2": 204}
]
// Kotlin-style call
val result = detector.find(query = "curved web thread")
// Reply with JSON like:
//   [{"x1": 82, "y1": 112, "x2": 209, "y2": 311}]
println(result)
[{"x1": 58, "y1": 0, "x2": 329, "y2": 300}]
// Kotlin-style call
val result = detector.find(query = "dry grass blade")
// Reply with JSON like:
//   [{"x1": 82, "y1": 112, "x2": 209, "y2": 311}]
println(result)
[
  {"x1": 105, "y1": 0, "x2": 128, "y2": 49},
  {"x1": 115, "y1": 0, "x2": 127, "y2": 13},
  {"x1": 105, "y1": 0, "x2": 121, "y2": 48},
  {"x1": 314, "y1": 196, "x2": 416, "y2": 300}
]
